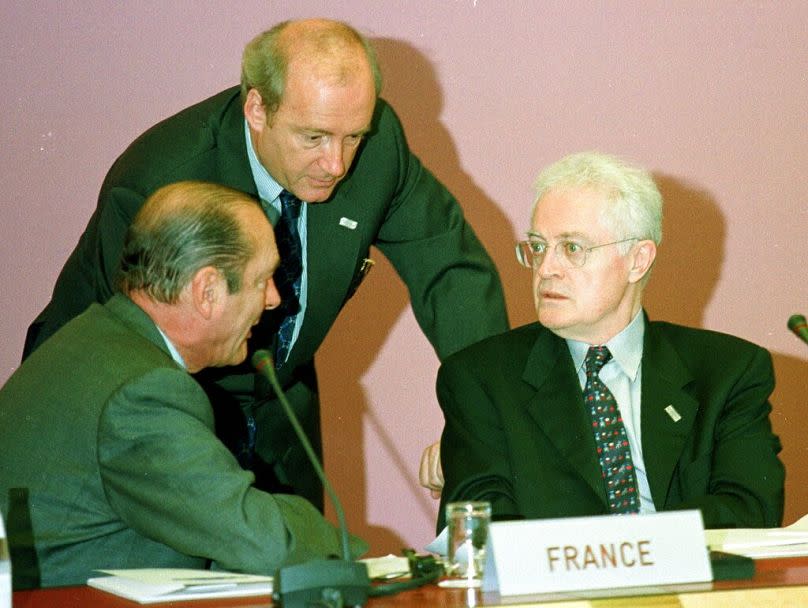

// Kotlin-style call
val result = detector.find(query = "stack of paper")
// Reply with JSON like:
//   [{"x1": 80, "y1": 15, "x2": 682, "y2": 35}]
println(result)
[
  {"x1": 88, "y1": 556, "x2": 411, "y2": 604},
  {"x1": 87, "y1": 569, "x2": 272, "y2": 604},
  {"x1": 706, "y1": 513, "x2": 808, "y2": 559}
]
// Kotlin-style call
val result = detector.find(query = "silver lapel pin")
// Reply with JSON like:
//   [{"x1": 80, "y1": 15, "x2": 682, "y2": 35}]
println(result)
[
  {"x1": 664, "y1": 404, "x2": 682, "y2": 422},
  {"x1": 339, "y1": 217, "x2": 358, "y2": 230}
]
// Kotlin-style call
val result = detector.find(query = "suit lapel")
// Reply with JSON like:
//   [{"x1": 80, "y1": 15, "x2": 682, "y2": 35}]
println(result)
[
  {"x1": 278, "y1": 188, "x2": 364, "y2": 381},
  {"x1": 640, "y1": 324, "x2": 699, "y2": 509},
  {"x1": 522, "y1": 330, "x2": 607, "y2": 504}
]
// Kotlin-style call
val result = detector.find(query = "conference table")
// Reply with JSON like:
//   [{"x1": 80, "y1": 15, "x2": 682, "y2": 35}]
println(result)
[{"x1": 12, "y1": 556, "x2": 808, "y2": 607}]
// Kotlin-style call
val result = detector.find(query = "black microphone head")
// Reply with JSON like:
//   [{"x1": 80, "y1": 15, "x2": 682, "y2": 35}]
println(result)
[
  {"x1": 251, "y1": 349, "x2": 274, "y2": 372},
  {"x1": 788, "y1": 314, "x2": 807, "y2": 332}
]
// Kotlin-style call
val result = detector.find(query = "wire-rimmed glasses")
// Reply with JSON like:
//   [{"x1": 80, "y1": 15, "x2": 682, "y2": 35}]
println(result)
[{"x1": 515, "y1": 237, "x2": 639, "y2": 269}]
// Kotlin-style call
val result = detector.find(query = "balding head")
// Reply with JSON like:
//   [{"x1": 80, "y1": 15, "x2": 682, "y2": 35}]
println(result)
[
  {"x1": 240, "y1": 18, "x2": 382, "y2": 115},
  {"x1": 119, "y1": 181, "x2": 264, "y2": 303}
]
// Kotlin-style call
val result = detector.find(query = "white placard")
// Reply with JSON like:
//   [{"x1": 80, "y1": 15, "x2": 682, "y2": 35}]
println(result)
[
  {"x1": 482, "y1": 510, "x2": 711, "y2": 596},
  {"x1": 0, "y1": 511, "x2": 10, "y2": 608}
]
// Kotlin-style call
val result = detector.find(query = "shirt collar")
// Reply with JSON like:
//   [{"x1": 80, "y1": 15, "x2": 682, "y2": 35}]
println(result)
[
  {"x1": 566, "y1": 310, "x2": 645, "y2": 381},
  {"x1": 244, "y1": 119, "x2": 283, "y2": 223},
  {"x1": 155, "y1": 326, "x2": 186, "y2": 369}
]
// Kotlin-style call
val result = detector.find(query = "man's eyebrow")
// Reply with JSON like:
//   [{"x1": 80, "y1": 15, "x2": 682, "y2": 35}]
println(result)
[
  {"x1": 295, "y1": 125, "x2": 371, "y2": 137},
  {"x1": 295, "y1": 126, "x2": 329, "y2": 135},
  {"x1": 527, "y1": 230, "x2": 590, "y2": 241}
]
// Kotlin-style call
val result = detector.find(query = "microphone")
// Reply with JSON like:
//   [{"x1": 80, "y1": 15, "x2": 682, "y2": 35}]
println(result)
[
  {"x1": 252, "y1": 350, "x2": 369, "y2": 607},
  {"x1": 788, "y1": 314, "x2": 808, "y2": 345}
]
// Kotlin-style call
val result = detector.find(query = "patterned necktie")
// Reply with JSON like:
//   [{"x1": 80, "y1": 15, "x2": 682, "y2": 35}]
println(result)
[
  {"x1": 273, "y1": 190, "x2": 303, "y2": 365},
  {"x1": 583, "y1": 346, "x2": 640, "y2": 514}
]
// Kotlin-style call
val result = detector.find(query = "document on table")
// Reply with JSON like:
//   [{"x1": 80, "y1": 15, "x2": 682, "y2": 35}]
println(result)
[
  {"x1": 87, "y1": 556, "x2": 410, "y2": 604},
  {"x1": 706, "y1": 512, "x2": 808, "y2": 559},
  {"x1": 87, "y1": 568, "x2": 272, "y2": 604}
]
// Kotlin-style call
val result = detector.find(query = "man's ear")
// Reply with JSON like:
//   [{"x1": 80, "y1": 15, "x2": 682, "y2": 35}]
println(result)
[
  {"x1": 628, "y1": 240, "x2": 657, "y2": 284},
  {"x1": 244, "y1": 88, "x2": 268, "y2": 131},
  {"x1": 190, "y1": 266, "x2": 224, "y2": 320}
]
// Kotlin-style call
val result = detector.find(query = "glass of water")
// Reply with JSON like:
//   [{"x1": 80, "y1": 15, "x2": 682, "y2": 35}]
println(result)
[{"x1": 444, "y1": 501, "x2": 491, "y2": 587}]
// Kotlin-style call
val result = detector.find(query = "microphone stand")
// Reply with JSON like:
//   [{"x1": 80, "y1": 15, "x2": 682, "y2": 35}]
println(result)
[{"x1": 252, "y1": 350, "x2": 369, "y2": 608}]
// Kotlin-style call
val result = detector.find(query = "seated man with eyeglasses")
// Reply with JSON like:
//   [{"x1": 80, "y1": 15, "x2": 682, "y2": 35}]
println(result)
[{"x1": 436, "y1": 151, "x2": 784, "y2": 531}]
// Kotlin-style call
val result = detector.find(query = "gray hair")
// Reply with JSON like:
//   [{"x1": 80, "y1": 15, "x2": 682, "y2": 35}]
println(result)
[
  {"x1": 532, "y1": 151, "x2": 663, "y2": 247},
  {"x1": 240, "y1": 19, "x2": 383, "y2": 114},
  {"x1": 118, "y1": 182, "x2": 258, "y2": 303}
]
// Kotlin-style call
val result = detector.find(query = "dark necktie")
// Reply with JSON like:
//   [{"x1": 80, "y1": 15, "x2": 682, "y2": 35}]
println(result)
[
  {"x1": 273, "y1": 190, "x2": 303, "y2": 365},
  {"x1": 583, "y1": 346, "x2": 640, "y2": 514}
]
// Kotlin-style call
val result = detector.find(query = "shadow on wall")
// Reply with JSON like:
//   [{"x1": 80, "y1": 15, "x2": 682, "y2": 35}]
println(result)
[
  {"x1": 316, "y1": 38, "x2": 521, "y2": 554},
  {"x1": 770, "y1": 352, "x2": 808, "y2": 525},
  {"x1": 643, "y1": 174, "x2": 724, "y2": 328},
  {"x1": 316, "y1": 259, "x2": 411, "y2": 554},
  {"x1": 373, "y1": 37, "x2": 533, "y2": 328}
]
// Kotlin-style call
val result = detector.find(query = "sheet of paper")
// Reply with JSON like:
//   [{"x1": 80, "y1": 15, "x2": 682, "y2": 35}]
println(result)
[
  {"x1": 87, "y1": 568, "x2": 272, "y2": 604},
  {"x1": 98, "y1": 568, "x2": 271, "y2": 585},
  {"x1": 705, "y1": 513, "x2": 808, "y2": 558}
]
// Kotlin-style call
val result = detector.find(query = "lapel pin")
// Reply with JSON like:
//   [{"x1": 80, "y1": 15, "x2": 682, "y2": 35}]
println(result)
[
  {"x1": 664, "y1": 405, "x2": 682, "y2": 423},
  {"x1": 339, "y1": 217, "x2": 358, "y2": 230}
]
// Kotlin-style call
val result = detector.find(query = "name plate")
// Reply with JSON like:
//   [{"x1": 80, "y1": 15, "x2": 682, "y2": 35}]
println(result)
[{"x1": 482, "y1": 510, "x2": 711, "y2": 596}]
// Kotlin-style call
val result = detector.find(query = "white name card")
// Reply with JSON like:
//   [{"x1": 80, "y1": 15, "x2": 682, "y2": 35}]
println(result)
[
  {"x1": 0, "y1": 511, "x2": 10, "y2": 608},
  {"x1": 482, "y1": 510, "x2": 711, "y2": 596}
]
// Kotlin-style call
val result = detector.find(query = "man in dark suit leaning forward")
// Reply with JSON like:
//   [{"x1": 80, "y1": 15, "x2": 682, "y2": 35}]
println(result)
[
  {"x1": 23, "y1": 18, "x2": 508, "y2": 509},
  {"x1": 437, "y1": 152, "x2": 784, "y2": 530},
  {"x1": 0, "y1": 182, "x2": 365, "y2": 589}
]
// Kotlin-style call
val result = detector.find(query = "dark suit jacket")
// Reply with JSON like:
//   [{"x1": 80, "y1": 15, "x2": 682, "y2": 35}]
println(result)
[
  {"x1": 24, "y1": 87, "x2": 509, "y2": 508},
  {"x1": 1, "y1": 295, "x2": 362, "y2": 589},
  {"x1": 437, "y1": 319, "x2": 785, "y2": 531}
]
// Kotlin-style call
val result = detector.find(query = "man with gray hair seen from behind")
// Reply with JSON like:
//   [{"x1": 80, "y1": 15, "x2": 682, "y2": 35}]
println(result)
[
  {"x1": 436, "y1": 151, "x2": 784, "y2": 530},
  {"x1": 0, "y1": 181, "x2": 365, "y2": 590},
  {"x1": 22, "y1": 17, "x2": 507, "y2": 509}
]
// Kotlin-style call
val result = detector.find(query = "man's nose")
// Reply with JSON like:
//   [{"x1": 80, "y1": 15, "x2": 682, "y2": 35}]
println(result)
[
  {"x1": 319, "y1": 141, "x2": 346, "y2": 178},
  {"x1": 536, "y1": 244, "x2": 564, "y2": 277},
  {"x1": 265, "y1": 277, "x2": 281, "y2": 310}
]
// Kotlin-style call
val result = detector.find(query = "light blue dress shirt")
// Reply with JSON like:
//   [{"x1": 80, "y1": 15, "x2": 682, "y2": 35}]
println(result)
[
  {"x1": 566, "y1": 310, "x2": 655, "y2": 514},
  {"x1": 244, "y1": 120, "x2": 308, "y2": 362}
]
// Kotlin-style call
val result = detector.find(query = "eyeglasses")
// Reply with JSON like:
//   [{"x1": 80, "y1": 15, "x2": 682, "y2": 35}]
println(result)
[{"x1": 515, "y1": 237, "x2": 639, "y2": 269}]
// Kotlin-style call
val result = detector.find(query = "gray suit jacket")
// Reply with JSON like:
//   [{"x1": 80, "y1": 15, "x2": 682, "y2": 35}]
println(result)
[
  {"x1": 1, "y1": 294, "x2": 360, "y2": 588},
  {"x1": 438, "y1": 318, "x2": 785, "y2": 531}
]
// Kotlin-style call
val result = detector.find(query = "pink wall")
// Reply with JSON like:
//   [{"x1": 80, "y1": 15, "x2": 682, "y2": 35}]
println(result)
[{"x1": 2, "y1": 2, "x2": 807, "y2": 554}]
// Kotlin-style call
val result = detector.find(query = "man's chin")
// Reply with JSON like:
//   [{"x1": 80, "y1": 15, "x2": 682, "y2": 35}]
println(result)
[
  {"x1": 302, "y1": 191, "x2": 334, "y2": 203},
  {"x1": 297, "y1": 182, "x2": 338, "y2": 202},
  {"x1": 226, "y1": 345, "x2": 250, "y2": 368},
  {"x1": 537, "y1": 310, "x2": 567, "y2": 332}
]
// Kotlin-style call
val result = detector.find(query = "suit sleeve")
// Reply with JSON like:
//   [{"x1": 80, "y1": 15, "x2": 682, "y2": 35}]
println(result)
[
  {"x1": 371, "y1": 105, "x2": 509, "y2": 360},
  {"x1": 670, "y1": 346, "x2": 785, "y2": 528},
  {"x1": 97, "y1": 368, "x2": 366, "y2": 573},
  {"x1": 437, "y1": 358, "x2": 520, "y2": 531}
]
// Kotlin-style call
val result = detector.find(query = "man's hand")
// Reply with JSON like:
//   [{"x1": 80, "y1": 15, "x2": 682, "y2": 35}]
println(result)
[{"x1": 419, "y1": 441, "x2": 443, "y2": 499}]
